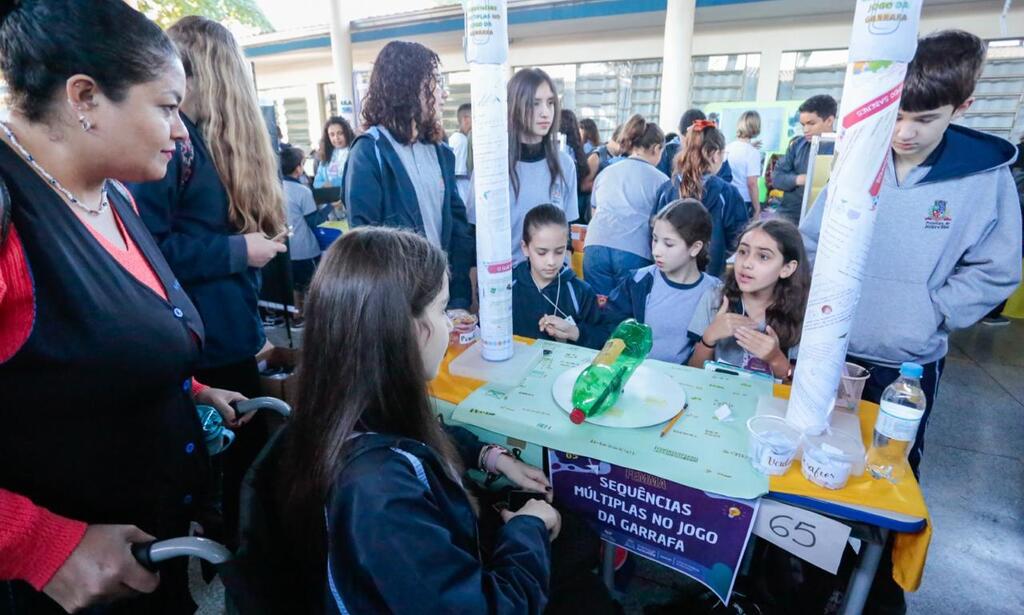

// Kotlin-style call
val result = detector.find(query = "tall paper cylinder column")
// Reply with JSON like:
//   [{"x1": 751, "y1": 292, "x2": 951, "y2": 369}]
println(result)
[
  {"x1": 786, "y1": 1, "x2": 923, "y2": 433},
  {"x1": 464, "y1": 0, "x2": 514, "y2": 361}
]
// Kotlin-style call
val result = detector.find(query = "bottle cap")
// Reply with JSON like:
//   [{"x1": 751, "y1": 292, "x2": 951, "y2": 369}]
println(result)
[
  {"x1": 899, "y1": 362, "x2": 924, "y2": 379},
  {"x1": 570, "y1": 408, "x2": 586, "y2": 425}
]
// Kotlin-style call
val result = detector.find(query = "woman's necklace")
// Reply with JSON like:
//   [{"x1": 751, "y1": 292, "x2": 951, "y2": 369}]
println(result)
[{"x1": 0, "y1": 121, "x2": 108, "y2": 217}]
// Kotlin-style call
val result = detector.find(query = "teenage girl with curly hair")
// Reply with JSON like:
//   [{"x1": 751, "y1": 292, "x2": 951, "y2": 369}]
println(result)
[{"x1": 343, "y1": 40, "x2": 473, "y2": 309}]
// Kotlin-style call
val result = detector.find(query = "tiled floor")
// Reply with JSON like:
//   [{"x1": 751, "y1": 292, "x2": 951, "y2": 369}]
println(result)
[{"x1": 195, "y1": 318, "x2": 1024, "y2": 613}]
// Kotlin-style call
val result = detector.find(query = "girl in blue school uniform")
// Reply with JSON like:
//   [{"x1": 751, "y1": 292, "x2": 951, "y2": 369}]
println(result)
[
  {"x1": 512, "y1": 204, "x2": 608, "y2": 349},
  {"x1": 603, "y1": 199, "x2": 722, "y2": 364},
  {"x1": 654, "y1": 121, "x2": 748, "y2": 279},
  {"x1": 248, "y1": 227, "x2": 619, "y2": 614},
  {"x1": 468, "y1": 68, "x2": 579, "y2": 266},
  {"x1": 343, "y1": 41, "x2": 474, "y2": 309},
  {"x1": 687, "y1": 219, "x2": 809, "y2": 381}
]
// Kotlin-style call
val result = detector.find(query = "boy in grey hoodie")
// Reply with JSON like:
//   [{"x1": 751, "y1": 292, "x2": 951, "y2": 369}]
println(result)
[{"x1": 801, "y1": 30, "x2": 1022, "y2": 474}]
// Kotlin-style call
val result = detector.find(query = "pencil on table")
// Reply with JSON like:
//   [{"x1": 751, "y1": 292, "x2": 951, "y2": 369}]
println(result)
[{"x1": 659, "y1": 403, "x2": 688, "y2": 438}]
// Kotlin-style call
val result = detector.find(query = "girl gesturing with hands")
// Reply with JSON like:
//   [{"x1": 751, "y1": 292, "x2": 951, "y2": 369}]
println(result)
[{"x1": 689, "y1": 219, "x2": 809, "y2": 380}]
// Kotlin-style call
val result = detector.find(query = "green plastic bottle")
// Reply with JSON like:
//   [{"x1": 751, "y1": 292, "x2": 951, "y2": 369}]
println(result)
[{"x1": 569, "y1": 319, "x2": 653, "y2": 425}]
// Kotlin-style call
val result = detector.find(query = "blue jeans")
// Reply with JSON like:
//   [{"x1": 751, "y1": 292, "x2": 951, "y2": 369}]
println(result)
[{"x1": 583, "y1": 245, "x2": 652, "y2": 296}]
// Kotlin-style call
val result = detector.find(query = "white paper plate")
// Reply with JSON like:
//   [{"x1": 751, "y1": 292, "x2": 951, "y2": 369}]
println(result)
[{"x1": 551, "y1": 363, "x2": 687, "y2": 428}]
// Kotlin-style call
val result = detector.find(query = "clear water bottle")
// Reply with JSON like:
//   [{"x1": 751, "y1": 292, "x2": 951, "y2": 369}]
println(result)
[{"x1": 866, "y1": 362, "x2": 926, "y2": 483}]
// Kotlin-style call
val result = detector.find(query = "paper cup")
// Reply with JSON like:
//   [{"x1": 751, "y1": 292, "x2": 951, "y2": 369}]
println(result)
[
  {"x1": 835, "y1": 362, "x2": 870, "y2": 411},
  {"x1": 747, "y1": 415, "x2": 801, "y2": 476}
]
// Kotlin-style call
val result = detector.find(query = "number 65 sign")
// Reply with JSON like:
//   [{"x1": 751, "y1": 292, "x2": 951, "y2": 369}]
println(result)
[{"x1": 753, "y1": 499, "x2": 852, "y2": 574}]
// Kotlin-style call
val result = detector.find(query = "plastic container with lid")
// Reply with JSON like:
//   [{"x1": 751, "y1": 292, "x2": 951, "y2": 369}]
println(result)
[
  {"x1": 801, "y1": 429, "x2": 865, "y2": 490},
  {"x1": 446, "y1": 310, "x2": 479, "y2": 349},
  {"x1": 746, "y1": 415, "x2": 801, "y2": 476}
]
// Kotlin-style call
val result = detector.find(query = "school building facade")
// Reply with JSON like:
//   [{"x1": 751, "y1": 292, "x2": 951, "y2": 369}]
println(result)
[{"x1": 242, "y1": 0, "x2": 1024, "y2": 153}]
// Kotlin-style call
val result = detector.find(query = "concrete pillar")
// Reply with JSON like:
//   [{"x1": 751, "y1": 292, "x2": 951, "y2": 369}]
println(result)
[
  {"x1": 756, "y1": 45, "x2": 783, "y2": 102},
  {"x1": 659, "y1": 0, "x2": 696, "y2": 129},
  {"x1": 327, "y1": 0, "x2": 356, "y2": 125}
]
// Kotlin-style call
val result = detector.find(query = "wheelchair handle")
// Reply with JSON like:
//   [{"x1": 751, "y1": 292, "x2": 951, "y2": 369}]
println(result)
[
  {"x1": 230, "y1": 396, "x2": 292, "y2": 418},
  {"x1": 131, "y1": 537, "x2": 232, "y2": 572}
]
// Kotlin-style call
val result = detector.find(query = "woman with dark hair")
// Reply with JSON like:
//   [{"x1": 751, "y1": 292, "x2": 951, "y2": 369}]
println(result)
[
  {"x1": 469, "y1": 68, "x2": 578, "y2": 265},
  {"x1": 129, "y1": 15, "x2": 288, "y2": 554},
  {"x1": 343, "y1": 41, "x2": 473, "y2": 309},
  {"x1": 313, "y1": 115, "x2": 355, "y2": 191},
  {"x1": 259, "y1": 227, "x2": 558, "y2": 612},
  {"x1": 583, "y1": 114, "x2": 668, "y2": 295},
  {"x1": 0, "y1": 1, "x2": 243, "y2": 612},
  {"x1": 578, "y1": 118, "x2": 601, "y2": 156},
  {"x1": 559, "y1": 109, "x2": 591, "y2": 222}
]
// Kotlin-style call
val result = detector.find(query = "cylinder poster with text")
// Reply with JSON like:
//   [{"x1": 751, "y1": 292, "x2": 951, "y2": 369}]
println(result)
[
  {"x1": 464, "y1": 0, "x2": 513, "y2": 361},
  {"x1": 786, "y1": 0, "x2": 923, "y2": 432}
]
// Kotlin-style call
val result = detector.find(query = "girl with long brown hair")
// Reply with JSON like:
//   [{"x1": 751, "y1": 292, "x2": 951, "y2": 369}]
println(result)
[
  {"x1": 129, "y1": 15, "x2": 287, "y2": 551},
  {"x1": 469, "y1": 68, "x2": 578, "y2": 265},
  {"x1": 688, "y1": 219, "x2": 809, "y2": 381},
  {"x1": 265, "y1": 227, "x2": 559, "y2": 613},
  {"x1": 654, "y1": 120, "x2": 748, "y2": 278},
  {"x1": 603, "y1": 199, "x2": 723, "y2": 365},
  {"x1": 343, "y1": 41, "x2": 473, "y2": 309},
  {"x1": 582, "y1": 114, "x2": 667, "y2": 295},
  {"x1": 559, "y1": 108, "x2": 590, "y2": 220},
  {"x1": 313, "y1": 115, "x2": 355, "y2": 190},
  {"x1": 578, "y1": 118, "x2": 601, "y2": 155}
]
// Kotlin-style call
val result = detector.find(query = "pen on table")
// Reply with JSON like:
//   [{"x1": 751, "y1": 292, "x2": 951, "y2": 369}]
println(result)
[{"x1": 659, "y1": 403, "x2": 689, "y2": 438}]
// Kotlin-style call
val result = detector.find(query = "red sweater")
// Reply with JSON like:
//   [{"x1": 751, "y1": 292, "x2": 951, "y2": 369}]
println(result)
[{"x1": 0, "y1": 204, "x2": 207, "y2": 589}]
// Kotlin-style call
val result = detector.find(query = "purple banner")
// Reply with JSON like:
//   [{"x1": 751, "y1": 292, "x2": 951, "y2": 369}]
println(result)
[{"x1": 549, "y1": 450, "x2": 758, "y2": 605}]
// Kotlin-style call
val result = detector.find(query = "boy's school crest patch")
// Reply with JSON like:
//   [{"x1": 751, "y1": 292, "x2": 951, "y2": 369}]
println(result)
[{"x1": 925, "y1": 200, "x2": 952, "y2": 229}]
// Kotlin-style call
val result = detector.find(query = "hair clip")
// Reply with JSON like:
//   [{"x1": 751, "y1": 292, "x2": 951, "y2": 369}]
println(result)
[{"x1": 691, "y1": 119, "x2": 716, "y2": 132}]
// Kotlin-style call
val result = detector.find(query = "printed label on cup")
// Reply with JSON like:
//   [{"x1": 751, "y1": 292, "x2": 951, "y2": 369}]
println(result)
[
  {"x1": 801, "y1": 453, "x2": 852, "y2": 490},
  {"x1": 752, "y1": 440, "x2": 796, "y2": 475}
]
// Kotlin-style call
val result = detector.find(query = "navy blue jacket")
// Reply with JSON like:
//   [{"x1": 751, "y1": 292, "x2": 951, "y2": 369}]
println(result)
[
  {"x1": 658, "y1": 137, "x2": 733, "y2": 182},
  {"x1": 129, "y1": 113, "x2": 263, "y2": 369},
  {"x1": 324, "y1": 429, "x2": 551, "y2": 614},
  {"x1": 344, "y1": 126, "x2": 473, "y2": 309},
  {"x1": 603, "y1": 266, "x2": 659, "y2": 325},
  {"x1": 511, "y1": 262, "x2": 608, "y2": 349},
  {"x1": 655, "y1": 174, "x2": 749, "y2": 278},
  {"x1": 771, "y1": 136, "x2": 835, "y2": 223}
]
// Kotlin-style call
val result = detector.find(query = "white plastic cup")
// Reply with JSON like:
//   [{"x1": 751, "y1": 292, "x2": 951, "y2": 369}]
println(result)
[
  {"x1": 801, "y1": 430, "x2": 865, "y2": 490},
  {"x1": 835, "y1": 362, "x2": 870, "y2": 411},
  {"x1": 747, "y1": 416, "x2": 802, "y2": 476}
]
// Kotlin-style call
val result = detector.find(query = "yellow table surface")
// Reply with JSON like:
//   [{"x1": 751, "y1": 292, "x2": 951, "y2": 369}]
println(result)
[{"x1": 430, "y1": 341, "x2": 931, "y2": 591}]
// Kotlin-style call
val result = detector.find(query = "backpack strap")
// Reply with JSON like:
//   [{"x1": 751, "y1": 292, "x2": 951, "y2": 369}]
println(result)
[{"x1": 364, "y1": 127, "x2": 385, "y2": 175}]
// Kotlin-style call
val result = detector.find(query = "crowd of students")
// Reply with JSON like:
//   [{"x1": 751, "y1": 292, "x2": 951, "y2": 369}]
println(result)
[{"x1": 0, "y1": 1, "x2": 1021, "y2": 613}]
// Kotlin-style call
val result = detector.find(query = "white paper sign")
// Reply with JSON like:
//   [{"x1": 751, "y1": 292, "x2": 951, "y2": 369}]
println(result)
[
  {"x1": 463, "y1": 0, "x2": 508, "y2": 65},
  {"x1": 753, "y1": 499, "x2": 852, "y2": 574},
  {"x1": 850, "y1": 0, "x2": 922, "y2": 62}
]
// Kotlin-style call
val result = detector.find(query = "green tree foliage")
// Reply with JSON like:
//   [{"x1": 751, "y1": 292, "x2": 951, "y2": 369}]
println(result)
[{"x1": 138, "y1": 0, "x2": 273, "y2": 32}]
